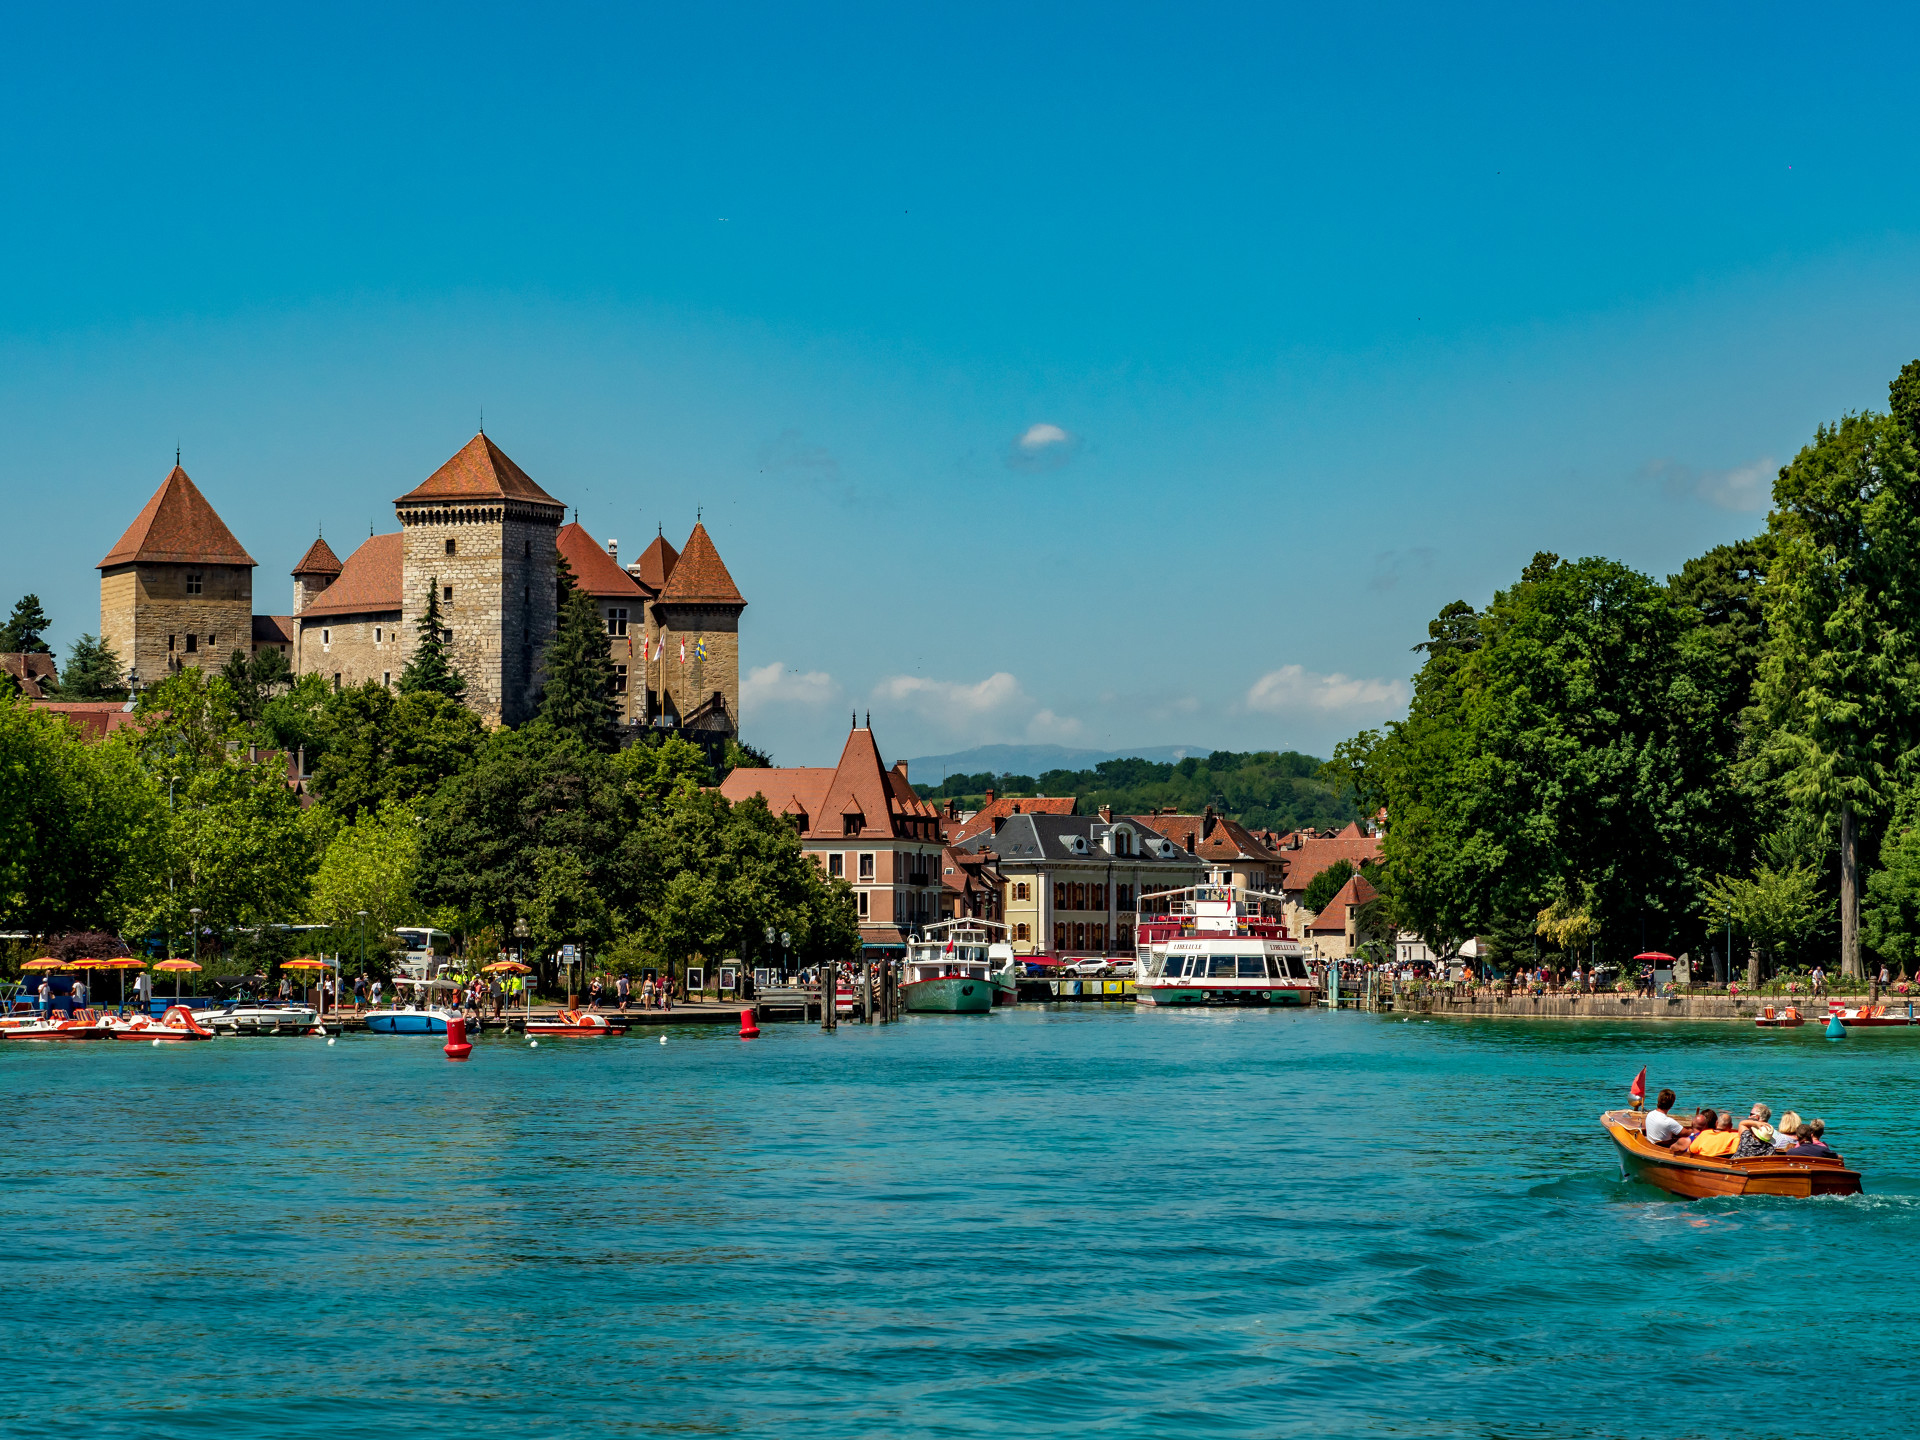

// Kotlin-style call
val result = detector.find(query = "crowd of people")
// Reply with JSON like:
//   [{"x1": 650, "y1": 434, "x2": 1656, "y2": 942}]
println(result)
[{"x1": 1640, "y1": 1088, "x2": 1841, "y2": 1161}]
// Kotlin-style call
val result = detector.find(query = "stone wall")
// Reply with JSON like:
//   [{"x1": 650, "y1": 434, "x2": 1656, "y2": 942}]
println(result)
[
  {"x1": 296, "y1": 611, "x2": 404, "y2": 691},
  {"x1": 652, "y1": 603, "x2": 740, "y2": 724},
  {"x1": 102, "y1": 561, "x2": 252, "y2": 688},
  {"x1": 397, "y1": 501, "x2": 559, "y2": 727}
]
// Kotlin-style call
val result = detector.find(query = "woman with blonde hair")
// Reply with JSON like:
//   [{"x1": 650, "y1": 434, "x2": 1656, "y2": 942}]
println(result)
[{"x1": 1770, "y1": 1110, "x2": 1803, "y2": 1151}]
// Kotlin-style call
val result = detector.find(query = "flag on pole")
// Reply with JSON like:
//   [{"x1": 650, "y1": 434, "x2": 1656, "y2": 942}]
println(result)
[
  {"x1": 653, "y1": 638, "x2": 664, "y2": 662},
  {"x1": 694, "y1": 637, "x2": 708, "y2": 661},
  {"x1": 678, "y1": 639, "x2": 687, "y2": 663},
  {"x1": 1629, "y1": 1065, "x2": 1647, "y2": 1108}
]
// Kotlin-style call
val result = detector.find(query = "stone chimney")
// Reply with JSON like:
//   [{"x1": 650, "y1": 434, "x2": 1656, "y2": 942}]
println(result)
[
  {"x1": 985, "y1": 787, "x2": 996, "y2": 804},
  {"x1": 1202, "y1": 805, "x2": 1217, "y2": 840},
  {"x1": 1099, "y1": 804, "x2": 1113, "y2": 823}
]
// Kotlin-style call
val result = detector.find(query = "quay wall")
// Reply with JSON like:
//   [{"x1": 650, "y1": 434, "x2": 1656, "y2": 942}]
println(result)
[{"x1": 1392, "y1": 990, "x2": 1920, "y2": 1023}]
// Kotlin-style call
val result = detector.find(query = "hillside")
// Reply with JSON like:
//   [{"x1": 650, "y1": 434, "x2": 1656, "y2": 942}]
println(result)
[{"x1": 912, "y1": 749, "x2": 1361, "y2": 834}]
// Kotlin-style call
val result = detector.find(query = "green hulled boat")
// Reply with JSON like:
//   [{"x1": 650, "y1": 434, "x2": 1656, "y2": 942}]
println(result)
[{"x1": 902, "y1": 922, "x2": 1002, "y2": 1013}]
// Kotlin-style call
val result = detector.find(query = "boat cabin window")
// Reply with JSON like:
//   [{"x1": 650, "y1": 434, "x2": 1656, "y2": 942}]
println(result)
[
  {"x1": 1237, "y1": 957, "x2": 1265, "y2": 978},
  {"x1": 1208, "y1": 956, "x2": 1237, "y2": 978}
]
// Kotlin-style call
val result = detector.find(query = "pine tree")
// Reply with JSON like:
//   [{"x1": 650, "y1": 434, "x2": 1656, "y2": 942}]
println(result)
[
  {"x1": 58, "y1": 633, "x2": 126, "y2": 700},
  {"x1": 0, "y1": 594, "x2": 53, "y2": 654},
  {"x1": 539, "y1": 554, "x2": 617, "y2": 744},
  {"x1": 397, "y1": 579, "x2": 466, "y2": 701}
]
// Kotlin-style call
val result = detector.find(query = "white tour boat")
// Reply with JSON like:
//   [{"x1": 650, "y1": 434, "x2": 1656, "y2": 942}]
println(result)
[{"x1": 1133, "y1": 884, "x2": 1317, "y2": 1007}]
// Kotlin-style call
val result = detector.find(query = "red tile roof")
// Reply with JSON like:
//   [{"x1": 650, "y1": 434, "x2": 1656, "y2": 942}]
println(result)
[
  {"x1": 630, "y1": 532, "x2": 679, "y2": 594},
  {"x1": 657, "y1": 523, "x2": 743, "y2": 606},
  {"x1": 719, "y1": 728, "x2": 939, "y2": 840},
  {"x1": 1309, "y1": 873, "x2": 1379, "y2": 931},
  {"x1": 395, "y1": 434, "x2": 563, "y2": 507},
  {"x1": 251, "y1": 615, "x2": 295, "y2": 647},
  {"x1": 292, "y1": 536, "x2": 343, "y2": 577},
  {"x1": 3, "y1": 653, "x2": 58, "y2": 699},
  {"x1": 98, "y1": 466, "x2": 257, "y2": 569},
  {"x1": 298, "y1": 533, "x2": 403, "y2": 619},
  {"x1": 1277, "y1": 831, "x2": 1383, "y2": 894},
  {"x1": 948, "y1": 795, "x2": 1076, "y2": 845},
  {"x1": 557, "y1": 522, "x2": 644, "y2": 599},
  {"x1": 29, "y1": 701, "x2": 138, "y2": 741},
  {"x1": 1126, "y1": 812, "x2": 1281, "y2": 866}
]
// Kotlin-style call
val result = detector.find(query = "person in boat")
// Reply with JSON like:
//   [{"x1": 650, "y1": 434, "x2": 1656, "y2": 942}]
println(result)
[
  {"x1": 1685, "y1": 1112, "x2": 1742, "y2": 1158},
  {"x1": 1666, "y1": 1107, "x2": 1716, "y2": 1152},
  {"x1": 1644, "y1": 1089, "x2": 1685, "y2": 1146},
  {"x1": 1771, "y1": 1110, "x2": 1803, "y2": 1151},
  {"x1": 1735, "y1": 1104, "x2": 1776, "y2": 1158},
  {"x1": 1786, "y1": 1123, "x2": 1839, "y2": 1159}
]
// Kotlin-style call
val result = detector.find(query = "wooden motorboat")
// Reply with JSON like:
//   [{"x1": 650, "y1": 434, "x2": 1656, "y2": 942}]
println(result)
[
  {"x1": 1754, "y1": 1005, "x2": 1805, "y2": 1028},
  {"x1": 1, "y1": 1007, "x2": 115, "y2": 1041},
  {"x1": 526, "y1": 1009, "x2": 626, "y2": 1037},
  {"x1": 1602, "y1": 1109, "x2": 1861, "y2": 1198},
  {"x1": 112, "y1": 1004, "x2": 215, "y2": 1042}
]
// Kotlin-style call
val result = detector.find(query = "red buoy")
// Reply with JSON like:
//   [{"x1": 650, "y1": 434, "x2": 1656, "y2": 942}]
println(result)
[
  {"x1": 739, "y1": 1007, "x2": 761, "y2": 1039},
  {"x1": 444, "y1": 1015, "x2": 473, "y2": 1061}
]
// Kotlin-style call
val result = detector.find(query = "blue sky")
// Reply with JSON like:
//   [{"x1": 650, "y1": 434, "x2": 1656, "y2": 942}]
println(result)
[{"x1": 7, "y1": 3, "x2": 1920, "y2": 767}]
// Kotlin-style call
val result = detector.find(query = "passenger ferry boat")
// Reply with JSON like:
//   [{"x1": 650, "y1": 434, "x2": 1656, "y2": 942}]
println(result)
[
  {"x1": 1133, "y1": 885, "x2": 1317, "y2": 1007},
  {"x1": 901, "y1": 920, "x2": 1006, "y2": 1013}
]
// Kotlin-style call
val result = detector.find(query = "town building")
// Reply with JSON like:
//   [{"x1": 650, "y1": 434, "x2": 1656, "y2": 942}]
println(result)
[
  {"x1": 954, "y1": 808, "x2": 1203, "y2": 960},
  {"x1": 97, "y1": 464, "x2": 257, "y2": 690},
  {"x1": 939, "y1": 845, "x2": 1004, "y2": 923},
  {"x1": 293, "y1": 532, "x2": 404, "y2": 691},
  {"x1": 1128, "y1": 807, "x2": 1285, "y2": 895},
  {"x1": 1303, "y1": 871, "x2": 1382, "y2": 960},
  {"x1": 1266, "y1": 821, "x2": 1383, "y2": 941},
  {"x1": 2, "y1": 653, "x2": 58, "y2": 699},
  {"x1": 643, "y1": 522, "x2": 745, "y2": 752},
  {"x1": 716, "y1": 720, "x2": 944, "y2": 958},
  {"x1": 942, "y1": 791, "x2": 1077, "y2": 845}
]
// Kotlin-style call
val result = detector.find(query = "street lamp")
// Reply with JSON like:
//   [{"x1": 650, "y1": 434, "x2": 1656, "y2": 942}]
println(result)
[
  {"x1": 357, "y1": 909, "x2": 368, "y2": 1010},
  {"x1": 780, "y1": 929, "x2": 791, "y2": 980}
]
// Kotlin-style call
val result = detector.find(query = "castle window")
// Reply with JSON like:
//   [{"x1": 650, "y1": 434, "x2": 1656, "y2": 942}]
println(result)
[
  {"x1": 375, "y1": 627, "x2": 382, "y2": 643},
  {"x1": 207, "y1": 634, "x2": 216, "y2": 648},
  {"x1": 442, "y1": 629, "x2": 453, "y2": 644},
  {"x1": 614, "y1": 664, "x2": 628, "y2": 694},
  {"x1": 443, "y1": 586, "x2": 453, "y2": 602},
  {"x1": 168, "y1": 634, "x2": 175, "y2": 652},
  {"x1": 333, "y1": 673, "x2": 341, "y2": 690},
  {"x1": 186, "y1": 573, "x2": 202, "y2": 595},
  {"x1": 445, "y1": 538, "x2": 456, "y2": 556},
  {"x1": 607, "y1": 607, "x2": 628, "y2": 637},
  {"x1": 185, "y1": 634, "x2": 197, "y2": 653},
  {"x1": 321, "y1": 629, "x2": 330, "y2": 646},
  {"x1": 383, "y1": 672, "x2": 391, "y2": 687}
]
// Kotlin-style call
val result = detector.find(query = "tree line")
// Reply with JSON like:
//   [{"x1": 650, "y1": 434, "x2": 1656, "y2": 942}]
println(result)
[
  {"x1": 1331, "y1": 359, "x2": 1920, "y2": 982},
  {"x1": 913, "y1": 750, "x2": 1362, "y2": 833},
  {"x1": 0, "y1": 558, "x2": 858, "y2": 981}
]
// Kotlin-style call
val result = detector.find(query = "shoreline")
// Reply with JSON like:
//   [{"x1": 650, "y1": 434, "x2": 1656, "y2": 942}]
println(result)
[{"x1": 1398, "y1": 991, "x2": 1920, "y2": 1024}]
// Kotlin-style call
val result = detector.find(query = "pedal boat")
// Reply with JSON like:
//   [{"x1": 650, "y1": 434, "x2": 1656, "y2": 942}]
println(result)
[
  {"x1": 1833, "y1": 1003, "x2": 1913, "y2": 1027},
  {"x1": 525, "y1": 1009, "x2": 626, "y2": 1037},
  {"x1": 1602, "y1": 1109, "x2": 1862, "y2": 1198},
  {"x1": 1, "y1": 1008, "x2": 116, "y2": 1040},
  {"x1": 113, "y1": 1005, "x2": 215, "y2": 1042},
  {"x1": 1754, "y1": 1005, "x2": 1805, "y2": 1028}
]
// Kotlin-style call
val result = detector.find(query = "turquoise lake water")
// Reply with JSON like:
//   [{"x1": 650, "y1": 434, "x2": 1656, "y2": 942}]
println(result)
[{"x1": 4, "y1": 1006, "x2": 1917, "y2": 1438}]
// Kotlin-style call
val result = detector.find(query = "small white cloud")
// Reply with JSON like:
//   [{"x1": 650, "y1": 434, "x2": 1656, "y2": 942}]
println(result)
[
  {"x1": 1007, "y1": 422, "x2": 1080, "y2": 471},
  {"x1": 1243, "y1": 665, "x2": 1410, "y2": 716},
  {"x1": 872, "y1": 671, "x2": 1084, "y2": 742},
  {"x1": 743, "y1": 661, "x2": 839, "y2": 712},
  {"x1": 1640, "y1": 456, "x2": 1774, "y2": 513}
]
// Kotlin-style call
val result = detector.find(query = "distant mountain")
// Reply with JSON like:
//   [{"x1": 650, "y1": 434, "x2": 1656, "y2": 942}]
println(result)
[{"x1": 901, "y1": 742, "x2": 1210, "y2": 781}]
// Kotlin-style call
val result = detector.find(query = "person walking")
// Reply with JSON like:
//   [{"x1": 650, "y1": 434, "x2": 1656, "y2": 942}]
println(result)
[
  {"x1": 369, "y1": 977, "x2": 383, "y2": 1009},
  {"x1": 37, "y1": 977, "x2": 50, "y2": 1018},
  {"x1": 642, "y1": 975, "x2": 656, "y2": 1010},
  {"x1": 616, "y1": 973, "x2": 630, "y2": 1012},
  {"x1": 72, "y1": 976, "x2": 88, "y2": 1010},
  {"x1": 589, "y1": 974, "x2": 604, "y2": 1010},
  {"x1": 134, "y1": 967, "x2": 151, "y2": 1016}
]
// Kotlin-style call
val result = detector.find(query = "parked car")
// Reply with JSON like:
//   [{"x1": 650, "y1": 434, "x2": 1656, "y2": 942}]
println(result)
[
  {"x1": 1065, "y1": 959, "x2": 1112, "y2": 977},
  {"x1": 1107, "y1": 960, "x2": 1139, "y2": 979}
]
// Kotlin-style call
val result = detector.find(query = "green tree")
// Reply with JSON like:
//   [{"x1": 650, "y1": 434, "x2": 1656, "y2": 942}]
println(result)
[
  {"x1": 220, "y1": 646, "x2": 295, "y2": 724},
  {"x1": 0, "y1": 595, "x2": 52, "y2": 654},
  {"x1": 1702, "y1": 863, "x2": 1823, "y2": 978},
  {"x1": 310, "y1": 682, "x2": 485, "y2": 823},
  {"x1": 309, "y1": 802, "x2": 429, "y2": 945},
  {"x1": 58, "y1": 633, "x2": 127, "y2": 700},
  {"x1": 539, "y1": 554, "x2": 618, "y2": 745},
  {"x1": 1668, "y1": 536, "x2": 1773, "y2": 731},
  {"x1": 397, "y1": 579, "x2": 465, "y2": 700},
  {"x1": 1301, "y1": 860, "x2": 1357, "y2": 914},
  {"x1": 1753, "y1": 398, "x2": 1920, "y2": 977},
  {"x1": 261, "y1": 672, "x2": 333, "y2": 770},
  {"x1": 1364, "y1": 554, "x2": 1736, "y2": 964}
]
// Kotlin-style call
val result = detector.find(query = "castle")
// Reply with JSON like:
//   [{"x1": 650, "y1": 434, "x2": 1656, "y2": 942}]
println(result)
[{"x1": 98, "y1": 433, "x2": 745, "y2": 743}]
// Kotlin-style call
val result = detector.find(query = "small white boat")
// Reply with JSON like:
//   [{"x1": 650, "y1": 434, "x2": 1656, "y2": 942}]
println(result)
[
  {"x1": 198, "y1": 1002, "x2": 321, "y2": 1034},
  {"x1": 365, "y1": 1007, "x2": 459, "y2": 1035},
  {"x1": 525, "y1": 1009, "x2": 626, "y2": 1037},
  {"x1": 1134, "y1": 884, "x2": 1318, "y2": 1007},
  {"x1": 112, "y1": 1004, "x2": 215, "y2": 1042}
]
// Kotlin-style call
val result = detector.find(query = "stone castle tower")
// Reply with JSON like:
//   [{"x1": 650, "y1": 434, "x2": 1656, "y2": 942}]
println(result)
[
  {"x1": 97, "y1": 464, "x2": 257, "y2": 689},
  {"x1": 393, "y1": 434, "x2": 565, "y2": 727},
  {"x1": 645, "y1": 520, "x2": 746, "y2": 744}
]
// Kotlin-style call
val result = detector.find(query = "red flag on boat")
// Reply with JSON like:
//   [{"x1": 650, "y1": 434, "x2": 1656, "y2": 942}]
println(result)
[{"x1": 1629, "y1": 1066, "x2": 1647, "y2": 1104}]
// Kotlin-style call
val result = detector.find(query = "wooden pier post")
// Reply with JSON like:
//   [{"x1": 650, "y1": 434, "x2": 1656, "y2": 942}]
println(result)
[
  {"x1": 862, "y1": 964, "x2": 873, "y2": 1024},
  {"x1": 822, "y1": 959, "x2": 837, "y2": 1032}
]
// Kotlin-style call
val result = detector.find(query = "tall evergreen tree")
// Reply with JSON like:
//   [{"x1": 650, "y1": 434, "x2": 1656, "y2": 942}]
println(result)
[
  {"x1": 397, "y1": 579, "x2": 466, "y2": 701},
  {"x1": 221, "y1": 646, "x2": 294, "y2": 724},
  {"x1": 58, "y1": 633, "x2": 126, "y2": 700},
  {"x1": 0, "y1": 594, "x2": 53, "y2": 654},
  {"x1": 539, "y1": 554, "x2": 618, "y2": 744}
]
